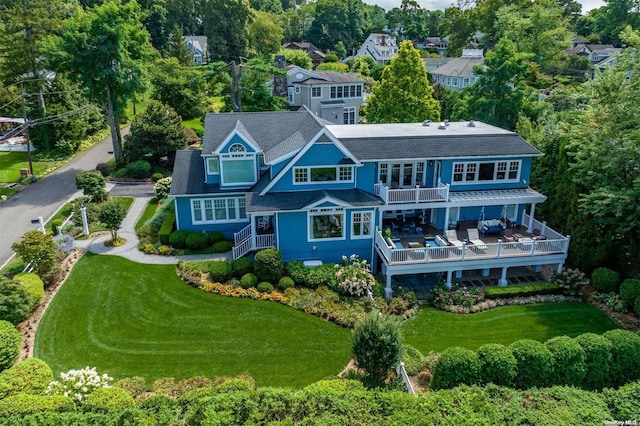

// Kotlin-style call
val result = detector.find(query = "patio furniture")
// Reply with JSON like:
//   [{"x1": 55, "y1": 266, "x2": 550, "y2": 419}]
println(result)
[
  {"x1": 532, "y1": 228, "x2": 547, "y2": 240},
  {"x1": 478, "y1": 218, "x2": 507, "y2": 235},
  {"x1": 445, "y1": 230, "x2": 465, "y2": 248},
  {"x1": 466, "y1": 228, "x2": 488, "y2": 249},
  {"x1": 257, "y1": 216, "x2": 271, "y2": 230},
  {"x1": 503, "y1": 229, "x2": 517, "y2": 242}
]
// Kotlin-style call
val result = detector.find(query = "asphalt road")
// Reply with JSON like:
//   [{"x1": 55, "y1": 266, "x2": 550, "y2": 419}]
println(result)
[{"x1": 0, "y1": 132, "x2": 123, "y2": 269}]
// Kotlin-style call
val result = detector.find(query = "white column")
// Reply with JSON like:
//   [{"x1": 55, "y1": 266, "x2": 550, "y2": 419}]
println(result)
[
  {"x1": 446, "y1": 271, "x2": 453, "y2": 288},
  {"x1": 250, "y1": 216, "x2": 257, "y2": 249},
  {"x1": 482, "y1": 268, "x2": 490, "y2": 277},
  {"x1": 527, "y1": 203, "x2": 537, "y2": 233},
  {"x1": 443, "y1": 207, "x2": 450, "y2": 231},
  {"x1": 499, "y1": 267, "x2": 508, "y2": 286},
  {"x1": 557, "y1": 263, "x2": 563, "y2": 273},
  {"x1": 80, "y1": 207, "x2": 89, "y2": 236},
  {"x1": 385, "y1": 274, "x2": 393, "y2": 300}
]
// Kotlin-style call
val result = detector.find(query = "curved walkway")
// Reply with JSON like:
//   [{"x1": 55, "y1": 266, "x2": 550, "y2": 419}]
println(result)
[{"x1": 74, "y1": 193, "x2": 231, "y2": 264}]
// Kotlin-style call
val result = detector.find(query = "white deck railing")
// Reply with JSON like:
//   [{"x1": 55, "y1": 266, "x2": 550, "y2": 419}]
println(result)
[
  {"x1": 523, "y1": 213, "x2": 566, "y2": 241},
  {"x1": 374, "y1": 182, "x2": 449, "y2": 204},
  {"x1": 375, "y1": 231, "x2": 570, "y2": 266},
  {"x1": 234, "y1": 224, "x2": 252, "y2": 246},
  {"x1": 232, "y1": 224, "x2": 275, "y2": 259}
]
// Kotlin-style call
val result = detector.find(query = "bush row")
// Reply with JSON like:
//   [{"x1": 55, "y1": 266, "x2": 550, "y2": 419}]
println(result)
[
  {"x1": 484, "y1": 283, "x2": 561, "y2": 299},
  {"x1": 430, "y1": 329, "x2": 640, "y2": 391},
  {"x1": 3, "y1": 379, "x2": 640, "y2": 424}
]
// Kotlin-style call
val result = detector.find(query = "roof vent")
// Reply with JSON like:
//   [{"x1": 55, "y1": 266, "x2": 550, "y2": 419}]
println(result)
[
  {"x1": 444, "y1": 119, "x2": 450, "y2": 126},
  {"x1": 422, "y1": 120, "x2": 431, "y2": 126},
  {"x1": 468, "y1": 120, "x2": 475, "y2": 127},
  {"x1": 438, "y1": 122, "x2": 446, "y2": 129}
]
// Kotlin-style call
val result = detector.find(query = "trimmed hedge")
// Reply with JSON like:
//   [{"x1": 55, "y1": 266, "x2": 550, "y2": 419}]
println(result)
[
  {"x1": 209, "y1": 261, "x2": 232, "y2": 283},
  {"x1": 82, "y1": 387, "x2": 136, "y2": 412},
  {"x1": 0, "y1": 358, "x2": 53, "y2": 399},
  {"x1": 185, "y1": 233, "x2": 209, "y2": 250},
  {"x1": 305, "y1": 264, "x2": 337, "y2": 289},
  {"x1": 158, "y1": 209, "x2": 175, "y2": 245},
  {"x1": 476, "y1": 343, "x2": 517, "y2": 386},
  {"x1": 483, "y1": 283, "x2": 560, "y2": 299},
  {"x1": 591, "y1": 267, "x2": 620, "y2": 293},
  {"x1": 14, "y1": 273, "x2": 44, "y2": 311},
  {"x1": 257, "y1": 282, "x2": 274, "y2": 293},
  {"x1": 509, "y1": 339, "x2": 554, "y2": 389},
  {"x1": 575, "y1": 333, "x2": 613, "y2": 390},
  {"x1": 286, "y1": 261, "x2": 309, "y2": 286},
  {"x1": 240, "y1": 273, "x2": 258, "y2": 289},
  {"x1": 545, "y1": 336, "x2": 586, "y2": 386},
  {"x1": 0, "y1": 321, "x2": 20, "y2": 372},
  {"x1": 430, "y1": 347, "x2": 480, "y2": 390},
  {"x1": 169, "y1": 230, "x2": 189, "y2": 249},
  {"x1": 619, "y1": 279, "x2": 640, "y2": 307},
  {"x1": 606, "y1": 381, "x2": 640, "y2": 420},
  {"x1": 212, "y1": 240, "x2": 231, "y2": 253},
  {"x1": 0, "y1": 394, "x2": 75, "y2": 417},
  {"x1": 278, "y1": 276, "x2": 295, "y2": 291},
  {"x1": 207, "y1": 232, "x2": 225, "y2": 244},
  {"x1": 231, "y1": 258, "x2": 253, "y2": 278},
  {"x1": 603, "y1": 329, "x2": 640, "y2": 387},
  {"x1": 254, "y1": 248, "x2": 284, "y2": 283}
]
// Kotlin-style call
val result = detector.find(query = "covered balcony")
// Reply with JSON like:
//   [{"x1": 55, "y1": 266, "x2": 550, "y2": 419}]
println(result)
[{"x1": 232, "y1": 215, "x2": 275, "y2": 259}]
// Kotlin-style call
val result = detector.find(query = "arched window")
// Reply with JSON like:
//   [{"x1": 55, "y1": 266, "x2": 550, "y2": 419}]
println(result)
[{"x1": 229, "y1": 143, "x2": 246, "y2": 153}]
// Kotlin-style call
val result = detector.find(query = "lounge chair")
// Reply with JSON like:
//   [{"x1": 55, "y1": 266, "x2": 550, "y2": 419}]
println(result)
[
  {"x1": 467, "y1": 228, "x2": 488, "y2": 249},
  {"x1": 503, "y1": 229, "x2": 517, "y2": 242},
  {"x1": 445, "y1": 230, "x2": 465, "y2": 248},
  {"x1": 532, "y1": 228, "x2": 547, "y2": 240}
]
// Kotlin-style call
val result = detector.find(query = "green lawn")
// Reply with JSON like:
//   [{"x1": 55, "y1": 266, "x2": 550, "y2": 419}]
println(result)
[
  {"x1": 35, "y1": 254, "x2": 351, "y2": 388},
  {"x1": 402, "y1": 304, "x2": 617, "y2": 354},
  {"x1": 135, "y1": 197, "x2": 158, "y2": 231},
  {"x1": 0, "y1": 152, "x2": 53, "y2": 183}
]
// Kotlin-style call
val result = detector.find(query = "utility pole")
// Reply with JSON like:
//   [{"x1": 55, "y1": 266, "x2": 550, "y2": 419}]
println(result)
[
  {"x1": 19, "y1": 82, "x2": 34, "y2": 176},
  {"x1": 230, "y1": 61, "x2": 243, "y2": 112}
]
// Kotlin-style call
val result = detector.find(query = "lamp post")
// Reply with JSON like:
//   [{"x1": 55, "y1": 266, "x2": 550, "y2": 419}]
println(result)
[{"x1": 81, "y1": 203, "x2": 89, "y2": 236}]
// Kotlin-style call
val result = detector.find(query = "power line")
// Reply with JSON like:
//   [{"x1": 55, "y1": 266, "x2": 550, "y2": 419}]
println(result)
[{"x1": 0, "y1": 95, "x2": 22, "y2": 113}]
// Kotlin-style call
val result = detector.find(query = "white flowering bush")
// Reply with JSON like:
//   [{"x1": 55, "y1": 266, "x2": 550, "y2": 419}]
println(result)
[
  {"x1": 334, "y1": 254, "x2": 376, "y2": 297},
  {"x1": 46, "y1": 367, "x2": 113, "y2": 402}
]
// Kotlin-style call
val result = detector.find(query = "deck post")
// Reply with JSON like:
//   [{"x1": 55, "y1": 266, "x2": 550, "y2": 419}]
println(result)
[
  {"x1": 482, "y1": 268, "x2": 490, "y2": 277},
  {"x1": 445, "y1": 271, "x2": 453, "y2": 288},
  {"x1": 385, "y1": 274, "x2": 393, "y2": 300},
  {"x1": 557, "y1": 263, "x2": 563, "y2": 274},
  {"x1": 527, "y1": 203, "x2": 537, "y2": 232},
  {"x1": 444, "y1": 207, "x2": 450, "y2": 230},
  {"x1": 251, "y1": 216, "x2": 257, "y2": 250},
  {"x1": 499, "y1": 267, "x2": 508, "y2": 286}
]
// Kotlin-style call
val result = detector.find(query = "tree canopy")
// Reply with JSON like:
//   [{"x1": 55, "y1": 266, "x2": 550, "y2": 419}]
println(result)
[{"x1": 364, "y1": 40, "x2": 440, "y2": 123}]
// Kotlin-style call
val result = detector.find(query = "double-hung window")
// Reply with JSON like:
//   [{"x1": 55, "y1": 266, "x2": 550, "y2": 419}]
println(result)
[
  {"x1": 191, "y1": 197, "x2": 247, "y2": 224},
  {"x1": 351, "y1": 211, "x2": 373, "y2": 238},
  {"x1": 452, "y1": 160, "x2": 521, "y2": 183}
]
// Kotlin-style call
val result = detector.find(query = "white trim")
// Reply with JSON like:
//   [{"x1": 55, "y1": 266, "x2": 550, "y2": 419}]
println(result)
[
  {"x1": 260, "y1": 128, "x2": 361, "y2": 196},
  {"x1": 190, "y1": 196, "x2": 249, "y2": 224},
  {"x1": 311, "y1": 86, "x2": 322, "y2": 98},
  {"x1": 213, "y1": 126, "x2": 261, "y2": 155},
  {"x1": 305, "y1": 196, "x2": 352, "y2": 210},
  {"x1": 219, "y1": 152, "x2": 257, "y2": 186},
  {"x1": 174, "y1": 199, "x2": 181, "y2": 230},
  {"x1": 307, "y1": 208, "x2": 346, "y2": 242},
  {"x1": 351, "y1": 210, "x2": 374, "y2": 239},
  {"x1": 452, "y1": 160, "x2": 521, "y2": 184},
  {"x1": 205, "y1": 156, "x2": 219, "y2": 174},
  {"x1": 293, "y1": 165, "x2": 354, "y2": 185}
]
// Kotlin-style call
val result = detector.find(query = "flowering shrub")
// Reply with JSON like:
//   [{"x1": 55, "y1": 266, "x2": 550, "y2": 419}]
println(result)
[
  {"x1": 334, "y1": 255, "x2": 376, "y2": 297},
  {"x1": 554, "y1": 268, "x2": 589, "y2": 296},
  {"x1": 432, "y1": 284, "x2": 485, "y2": 309},
  {"x1": 593, "y1": 292, "x2": 627, "y2": 313},
  {"x1": 439, "y1": 294, "x2": 579, "y2": 314},
  {"x1": 46, "y1": 367, "x2": 113, "y2": 403},
  {"x1": 54, "y1": 234, "x2": 74, "y2": 255}
]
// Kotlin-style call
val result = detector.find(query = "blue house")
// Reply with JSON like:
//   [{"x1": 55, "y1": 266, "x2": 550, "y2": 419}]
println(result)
[{"x1": 170, "y1": 109, "x2": 570, "y2": 297}]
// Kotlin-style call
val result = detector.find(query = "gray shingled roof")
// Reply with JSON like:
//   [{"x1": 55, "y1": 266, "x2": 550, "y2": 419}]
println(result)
[
  {"x1": 431, "y1": 57, "x2": 483, "y2": 77},
  {"x1": 201, "y1": 110, "x2": 325, "y2": 163},
  {"x1": 340, "y1": 134, "x2": 541, "y2": 161},
  {"x1": 170, "y1": 150, "x2": 221, "y2": 195},
  {"x1": 297, "y1": 71, "x2": 364, "y2": 85},
  {"x1": 245, "y1": 188, "x2": 383, "y2": 213}
]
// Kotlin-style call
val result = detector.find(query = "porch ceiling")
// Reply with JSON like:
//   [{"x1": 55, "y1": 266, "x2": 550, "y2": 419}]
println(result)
[{"x1": 448, "y1": 188, "x2": 546, "y2": 207}]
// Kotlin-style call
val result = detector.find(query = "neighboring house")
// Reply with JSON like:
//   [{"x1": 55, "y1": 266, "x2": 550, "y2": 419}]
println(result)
[
  {"x1": 270, "y1": 65, "x2": 365, "y2": 125},
  {"x1": 356, "y1": 33, "x2": 398, "y2": 64},
  {"x1": 282, "y1": 41, "x2": 326, "y2": 69},
  {"x1": 424, "y1": 57, "x2": 453, "y2": 73},
  {"x1": 184, "y1": 35, "x2": 208, "y2": 65},
  {"x1": 415, "y1": 37, "x2": 449, "y2": 56},
  {"x1": 566, "y1": 39, "x2": 623, "y2": 78},
  {"x1": 170, "y1": 109, "x2": 569, "y2": 296},
  {"x1": 431, "y1": 49, "x2": 483, "y2": 90}
]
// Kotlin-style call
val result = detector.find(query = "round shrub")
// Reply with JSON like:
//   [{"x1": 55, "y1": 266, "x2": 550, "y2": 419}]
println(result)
[
  {"x1": 96, "y1": 162, "x2": 112, "y2": 177},
  {"x1": 401, "y1": 345, "x2": 425, "y2": 376},
  {"x1": 0, "y1": 321, "x2": 20, "y2": 372},
  {"x1": 352, "y1": 312, "x2": 403, "y2": 383},
  {"x1": 208, "y1": 261, "x2": 232, "y2": 283},
  {"x1": 0, "y1": 358, "x2": 53, "y2": 399},
  {"x1": 603, "y1": 329, "x2": 640, "y2": 387},
  {"x1": 207, "y1": 232, "x2": 225, "y2": 244},
  {"x1": 113, "y1": 376, "x2": 146, "y2": 400},
  {"x1": 286, "y1": 261, "x2": 309, "y2": 285},
  {"x1": 139, "y1": 394, "x2": 177, "y2": 411},
  {"x1": 305, "y1": 264, "x2": 336, "y2": 289},
  {"x1": 476, "y1": 343, "x2": 517, "y2": 387},
  {"x1": 240, "y1": 273, "x2": 258, "y2": 289},
  {"x1": 51, "y1": 219, "x2": 63, "y2": 234},
  {"x1": 231, "y1": 257, "x2": 253, "y2": 277},
  {"x1": 545, "y1": 336, "x2": 586, "y2": 386},
  {"x1": 82, "y1": 386, "x2": 136, "y2": 412},
  {"x1": 575, "y1": 332, "x2": 613, "y2": 390},
  {"x1": 619, "y1": 279, "x2": 640, "y2": 307},
  {"x1": 169, "y1": 230, "x2": 190, "y2": 249},
  {"x1": 185, "y1": 233, "x2": 209, "y2": 250},
  {"x1": 212, "y1": 240, "x2": 231, "y2": 253},
  {"x1": 606, "y1": 381, "x2": 640, "y2": 420},
  {"x1": 0, "y1": 277, "x2": 31, "y2": 325},
  {"x1": 254, "y1": 248, "x2": 284, "y2": 283},
  {"x1": 0, "y1": 394, "x2": 74, "y2": 417},
  {"x1": 591, "y1": 267, "x2": 620, "y2": 293},
  {"x1": 151, "y1": 172, "x2": 164, "y2": 182},
  {"x1": 257, "y1": 282, "x2": 274, "y2": 293},
  {"x1": 430, "y1": 346, "x2": 480, "y2": 390},
  {"x1": 125, "y1": 160, "x2": 152, "y2": 179},
  {"x1": 278, "y1": 276, "x2": 295, "y2": 291},
  {"x1": 14, "y1": 273, "x2": 44, "y2": 311},
  {"x1": 509, "y1": 339, "x2": 554, "y2": 389}
]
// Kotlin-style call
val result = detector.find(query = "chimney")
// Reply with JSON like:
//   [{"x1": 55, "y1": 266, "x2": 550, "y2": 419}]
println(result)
[{"x1": 273, "y1": 55, "x2": 288, "y2": 99}]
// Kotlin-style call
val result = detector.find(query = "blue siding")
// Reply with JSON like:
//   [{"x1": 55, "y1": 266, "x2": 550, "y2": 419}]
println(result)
[
  {"x1": 204, "y1": 156, "x2": 220, "y2": 185},
  {"x1": 356, "y1": 163, "x2": 376, "y2": 193},
  {"x1": 433, "y1": 205, "x2": 522, "y2": 230},
  {"x1": 276, "y1": 209, "x2": 377, "y2": 263},
  {"x1": 219, "y1": 135, "x2": 256, "y2": 153},
  {"x1": 440, "y1": 157, "x2": 533, "y2": 191},
  {"x1": 269, "y1": 143, "x2": 356, "y2": 192},
  {"x1": 174, "y1": 197, "x2": 249, "y2": 240}
]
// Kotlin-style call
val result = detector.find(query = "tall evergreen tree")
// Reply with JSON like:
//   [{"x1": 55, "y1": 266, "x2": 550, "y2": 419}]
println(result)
[{"x1": 364, "y1": 40, "x2": 440, "y2": 123}]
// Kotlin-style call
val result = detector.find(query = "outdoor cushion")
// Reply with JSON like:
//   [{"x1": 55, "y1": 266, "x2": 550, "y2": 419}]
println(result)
[{"x1": 435, "y1": 235, "x2": 448, "y2": 247}]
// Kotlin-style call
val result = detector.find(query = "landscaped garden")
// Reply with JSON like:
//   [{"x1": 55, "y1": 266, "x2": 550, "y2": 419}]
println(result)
[
  {"x1": 34, "y1": 254, "x2": 352, "y2": 388},
  {"x1": 402, "y1": 303, "x2": 618, "y2": 354}
]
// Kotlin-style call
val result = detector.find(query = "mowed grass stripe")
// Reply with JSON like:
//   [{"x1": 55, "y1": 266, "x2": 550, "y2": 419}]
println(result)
[
  {"x1": 35, "y1": 254, "x2": 351, "y2": 388},
  {"x1": 402, "y1": 304, "x2": 618, "y2": 354}
]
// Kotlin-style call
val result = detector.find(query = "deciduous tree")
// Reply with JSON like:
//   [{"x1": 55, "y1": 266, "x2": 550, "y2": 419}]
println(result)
[
  {"x1": 352, "y1": 312, "x2": 402, "y2": 383},
  {"x1": 11, "y1": 231, "x2": 58, "y2": 283},
  {"x1": 203, "y1": 0, "x2": 252, "y2": 62},
  {"x1": 97, "y1": 200, "x2": 128, "y2": 242},
  {"x1": 150, "y1": 57, "x2": 206, "y2": 119},
  {"x1": 364, "y1": 40, "x2": 440, "y2": 123}
]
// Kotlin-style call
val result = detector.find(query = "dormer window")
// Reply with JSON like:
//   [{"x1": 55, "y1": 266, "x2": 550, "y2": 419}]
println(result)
[{"x1": 220, "y1": 143, "x2": 256, "y2": 186}]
